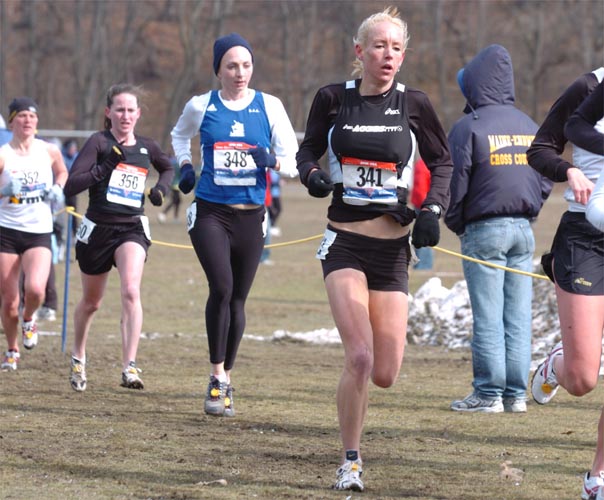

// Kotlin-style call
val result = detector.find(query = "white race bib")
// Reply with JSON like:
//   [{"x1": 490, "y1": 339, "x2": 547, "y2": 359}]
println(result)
[
  {"x1": 76, "y1": 216, "x2": 96, "y2": 244},
  {"x1": 213, "y1": 142, "x2": 258, "y2": 186},
  {"x1": 341, "y1": 157, "x2": 398, "y2": 206},
  {"x1": 316, "y1": 228, "x2": 337, "y2": 260},
  {"x1": 140, "y1": 215, "x2": 151, "y2": 241},
  {"x1": 186, "y1": 202, "x2": 197, "y2": 232},
  {"x1": 106, "y1": 163, "x2": 148, "y2": 207}
]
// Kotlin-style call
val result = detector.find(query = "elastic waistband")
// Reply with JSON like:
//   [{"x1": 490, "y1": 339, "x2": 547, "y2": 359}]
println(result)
[{"x1": 326, "y1": 224, "x2": 409, "y2": 245}]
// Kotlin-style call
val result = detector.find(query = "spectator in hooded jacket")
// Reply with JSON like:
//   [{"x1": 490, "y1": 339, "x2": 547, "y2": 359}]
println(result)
[{"x1": 445, "y1": 44, "x2": 553, "y2": 414}]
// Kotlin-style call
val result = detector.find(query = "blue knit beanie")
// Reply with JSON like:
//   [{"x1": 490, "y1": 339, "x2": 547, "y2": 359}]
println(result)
[{"x1": 213, "y1": 33, "x2": 253, "y2": 75}]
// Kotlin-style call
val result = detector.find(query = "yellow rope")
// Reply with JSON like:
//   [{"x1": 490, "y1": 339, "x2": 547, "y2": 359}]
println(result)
[
  {"x1": 433, "y1": 245, "x2": 549, "y2": 280},
  {"x1": 64, "y1": 207, "x2": 549, "y2": 280}
]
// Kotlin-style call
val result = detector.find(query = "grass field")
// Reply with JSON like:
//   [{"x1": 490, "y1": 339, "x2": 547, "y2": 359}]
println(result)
[{"x1": 1, "y1": 181, "x2": 601, "y2": 500}]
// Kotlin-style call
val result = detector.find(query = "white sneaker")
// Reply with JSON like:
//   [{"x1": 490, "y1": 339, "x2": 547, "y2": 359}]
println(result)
[
  {"x1": 334, "y1": 459, "x2": 364, "y2": 492},
  {"x1": 1, "y1": 350, "x2": 20, "y2": 371},
  {"x1": 157, "y1": 212, "x2": 167, "y2": 223},
  {"x1": 70, "y1": 357, "x2": 87, "y2": 392},
  {"x1": 582, "y1": 471, "x2": 604, "y2": 500},
  {"x1": 532, "y1": 341, "x2": 563, "y2": 404},
  {"x1": 450, "y1": 393, "x2": 504, "y2": 413},
  {"x1": 121, "y1": 361, "x2": 144, "y2": 389},
  {"x1": 22, "y1": 319, "x2": 38, "y2": 350},
  {"x1": 503, "y1": 397, "x2": 527, "y2": 413},
  {"x1": 37, "y1": 306, "x2": 56, "y2": 322}
]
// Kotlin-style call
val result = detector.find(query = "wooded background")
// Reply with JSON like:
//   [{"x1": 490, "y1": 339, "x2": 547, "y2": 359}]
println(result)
[{"x1": 0, "y1": 0, "x2": 602, "y2": 149}]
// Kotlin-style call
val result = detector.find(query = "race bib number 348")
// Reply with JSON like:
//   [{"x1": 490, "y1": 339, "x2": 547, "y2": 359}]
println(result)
[{"x1": 213, "y1": 142, "x2": 258, "y2": 186}]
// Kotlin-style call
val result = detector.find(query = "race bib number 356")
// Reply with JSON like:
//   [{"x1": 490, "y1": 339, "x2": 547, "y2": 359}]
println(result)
[{"x1": 107, "y1": 163, "x2": 148, "y2": 208}]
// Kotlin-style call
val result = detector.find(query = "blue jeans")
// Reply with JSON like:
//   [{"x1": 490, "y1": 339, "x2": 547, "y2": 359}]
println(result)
[
  {"x1": 460, "y1": 217, "x2": 535, "y2": 400},
  {"x1": 413, "y1": 246, "x2": 434, "y2": 270}
]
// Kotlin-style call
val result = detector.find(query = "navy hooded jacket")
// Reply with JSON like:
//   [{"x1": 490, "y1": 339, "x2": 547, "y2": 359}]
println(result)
[{"x1": 445, "y1": 44, "x2": 553, "y2": 235}]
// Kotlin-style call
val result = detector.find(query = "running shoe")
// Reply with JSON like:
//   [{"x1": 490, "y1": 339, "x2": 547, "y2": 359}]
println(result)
[
  {"x1": 582, "y1": 471, "x2": 604, "y2": 500},
  {"x1": 37, "y1": 307, "x2": 56, "y2": 322},
  {"x1": 224, "y1": 384, "x2": 235, "y2": 417},
  {"x1": 531, "y1": 340, "x2": 563, "y2": 404},
  {"x1": 450, "y1": 393, "x2": 504, "y2": 413},
  {"x1": 22, "y1": 319, "x2": 38, "y2": 350},
  {"x1": 204, "y1": 376, "x2": 227, "y2": 416},
  {"x1": 1, "y1": 350, "x2": 20, "y2": 371},
  {"x1": 503, "y1": 397, "x2": 527, "y2": 413},
  {"x1": 334, "y1": 459, "x2": 364, "y2": 492},
  {"x1": 70, "y1": 356, "x2": 87, "y2": 392},
  {"x1": 121, "y1": 361, "x2": 144, "y2": 390}
]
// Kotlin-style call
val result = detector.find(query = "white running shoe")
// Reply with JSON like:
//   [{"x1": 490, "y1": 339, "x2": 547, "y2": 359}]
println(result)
[
  {"x1": 450, "y1": 393, "x2": 504, "y2": 413},
  {"x1": 582, "y1": 471, "x2": 604, "y2": 500},
  {"x1": 532, "y1": 341, "x2": 563, "y2": 404},
  {"x1": 204, "y1": 376, "x2": 227, "y2": 416},
  {"x1": 1, "y1": 350, "x2": 20, "y2": 371},
  {"x1": 121, "y1": 361, "x2": 144, "y2": 389},
  {"x1": 223, "y1": 384, "x2": 235, "y2": 417},
  {"x1": 70, "y1": 357, "x2": 87, "y2": 392},
  {"x1": 37, "y1": 307, "x2": 56, "y2": 322},
  {"x1": 22, "y1": 319, "x2": 38, "y2": 350},
  {"x1": 503, "y1": 397, "x2": 527, "y2": 413},
  {"x1": 334, "y1": 459, "x2": 364, "y2": 492}
]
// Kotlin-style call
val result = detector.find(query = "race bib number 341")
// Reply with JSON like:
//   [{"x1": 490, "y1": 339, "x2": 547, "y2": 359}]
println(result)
[
  {"x1": 107, "y1": 163, "x2": 148, "y2": 208},
  {"x1": 341, "y1": 156, "x2": 398, "y2": 206}
]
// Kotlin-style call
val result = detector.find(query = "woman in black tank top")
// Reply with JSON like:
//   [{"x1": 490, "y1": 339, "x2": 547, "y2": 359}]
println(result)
[{"x1": 296, "y1": 6, "x2": 452, "y2": 493}]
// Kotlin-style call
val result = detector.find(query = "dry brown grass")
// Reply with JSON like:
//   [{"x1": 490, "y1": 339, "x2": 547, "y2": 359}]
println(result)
[{"x1": 2, "y1": 181, "x2": 598, "y2": 500}]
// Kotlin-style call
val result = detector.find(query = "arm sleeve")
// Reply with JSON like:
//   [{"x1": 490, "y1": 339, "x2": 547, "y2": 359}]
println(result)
[
  {"x1": 63, "y1": 132, "x2": 106, "y2": 197},
  {"x1": 564, "y1": 81, "x2": 604, "y2": 156},
  {"x1": 170, "y1": 94, "x2": 209, "y2": 166},
  {"x1": 263, "y1": 93, "x2": 299, "y2": 178},
  {"x1": 144, "y1": 137, "x2": 175, "y2": 195},
  {"x1": 408, "y1": 89, "x2": 453, "y2": 212},
  {"x1": 444, "y1": 124, "x2": 472, "y2": 235},
  {"x1": 586, "y1": 171, "x2": 604, "y2": 231},
  {"x1": 527, "y1": 72, "x2": 599, "y2": 182},
  {"x1": 296, "y1": 86, "x2": 338, "y2": 186}
]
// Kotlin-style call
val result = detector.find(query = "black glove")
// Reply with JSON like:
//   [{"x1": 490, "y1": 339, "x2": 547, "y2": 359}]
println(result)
[
  {"x1": 100, "y1": 145, "x2": 124, "y2": 175},
  {"x1": 248, "y1": 147, "x2": 277, "y2": 169},
  {"x1": 412, "y1": 210, "x2": 440, "y2": 248},
  {"x1": 307, "y1": 169, "x2": 333, "y2": 198},
  {"x1": 148, "y1": 186, "x2": 165, "y2": 206},
  {"x1": 178, "y1": 163, "x2": 196, "y2": 194},
  {"x1": 91, "y1": 144, "x2": 124, "y2": 181}
]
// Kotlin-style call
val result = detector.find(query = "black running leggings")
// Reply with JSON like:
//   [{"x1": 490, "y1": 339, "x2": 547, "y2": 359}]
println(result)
[{"x1": 189, "y1": 199, "x2": 265, "y2": 369}]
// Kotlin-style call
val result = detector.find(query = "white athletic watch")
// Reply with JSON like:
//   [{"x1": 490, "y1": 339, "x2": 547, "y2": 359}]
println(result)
[{"x1": 424, "y1": 204, "x2": 442, "y2": 218}]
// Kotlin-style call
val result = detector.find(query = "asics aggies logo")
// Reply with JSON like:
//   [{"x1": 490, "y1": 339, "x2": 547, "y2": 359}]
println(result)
[{"x1": 342, "y1": 124, "x2": 403, "y2": 133}]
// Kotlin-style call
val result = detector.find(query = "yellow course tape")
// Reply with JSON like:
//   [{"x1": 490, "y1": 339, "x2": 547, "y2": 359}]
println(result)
[{"x1": 64, "y1": 207, "x2": 549, "y2": 281}]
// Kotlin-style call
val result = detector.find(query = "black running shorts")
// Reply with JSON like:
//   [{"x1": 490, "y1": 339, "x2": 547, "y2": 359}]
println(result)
[
  {"x1": 75, "y1": 220, "x2": 150, "y2": 275},
  {"x1": 0, "y1": 225, "x2": 52, "y2": 254},
  {"x1": 542, "y1": 211, "x2": 604, "y2": 295},
  {"x1": 317, "y1": 224, "x2": 411, "y2": 293}
]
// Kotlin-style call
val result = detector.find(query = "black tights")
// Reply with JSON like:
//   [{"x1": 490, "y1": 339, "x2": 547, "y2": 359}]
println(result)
[{"x1": 189, "y1": 199, "x2": 265, "y2": 369}]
